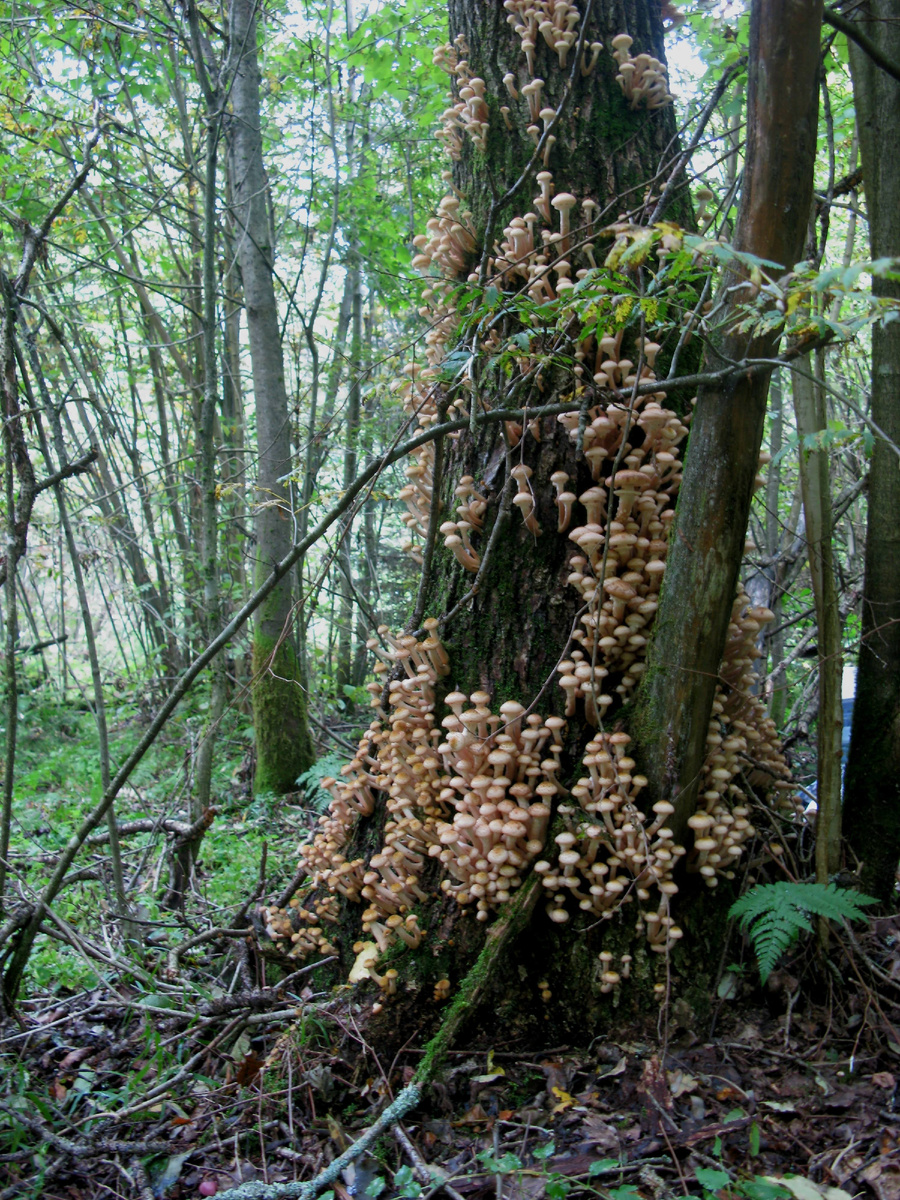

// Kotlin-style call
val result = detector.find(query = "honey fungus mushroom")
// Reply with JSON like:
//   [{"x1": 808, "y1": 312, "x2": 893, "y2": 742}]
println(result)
[{"x1": 261, "y1": 0, "x2": 800, "y2": 1012}]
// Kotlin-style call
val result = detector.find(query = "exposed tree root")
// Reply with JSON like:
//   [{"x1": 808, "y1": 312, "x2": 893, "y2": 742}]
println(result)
[{"x1": 413, "y1": 873, "x2": 542, "y2": 1085}]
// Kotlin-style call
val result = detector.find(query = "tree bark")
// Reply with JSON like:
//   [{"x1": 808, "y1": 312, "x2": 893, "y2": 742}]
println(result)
[
  {"x1": 630, "y1": 0, "x2": 822, "y2": 840},
  {"x1": 273, "y1": 0, "x2": 825, "y2": 1048},
  {"x1": 792, "y1": 350, "x2": 843, "y2": 881},
  {"x1": 843, "y1": 0, "x2": 900, "y2": 903},
  {"x1": 228, "y1": 0, "x2": 315, "y2": 794}
]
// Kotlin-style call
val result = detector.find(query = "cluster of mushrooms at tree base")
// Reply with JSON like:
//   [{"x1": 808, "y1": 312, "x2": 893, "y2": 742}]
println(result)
[{"x1": 257, "y1": 0, "x2": 800, "y2": 1028}]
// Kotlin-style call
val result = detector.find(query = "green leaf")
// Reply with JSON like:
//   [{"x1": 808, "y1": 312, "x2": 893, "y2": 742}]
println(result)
[
  {"x1": 696, "y1": 1167, "x2": 731, "y2": 1192},
  {"x1": 740, "y1": 1179, "x2": 791, "y2": 1200},
  {"x1": 588, "y1": 1158, "x2": 621, "y2": 1176},
  {"x1": 545, "y1": 1177, "x2": 571, "y2": 1199},
  {"x1": 749, "y1": 1120, "x2": 761, "y2": 1157}
]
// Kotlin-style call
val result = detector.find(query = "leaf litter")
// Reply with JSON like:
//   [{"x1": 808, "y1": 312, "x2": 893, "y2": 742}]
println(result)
[{"x1": 1, "y1": 917, "x2": 899, "y2": 1199}]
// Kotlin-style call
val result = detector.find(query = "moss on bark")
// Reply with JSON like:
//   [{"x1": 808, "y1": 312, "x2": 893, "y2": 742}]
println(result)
[{"x1": 251, "y1": 632, "x2": 315, "y2": 795}]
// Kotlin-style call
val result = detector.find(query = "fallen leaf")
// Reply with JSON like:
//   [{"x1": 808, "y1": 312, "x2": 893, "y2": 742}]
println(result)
[
  {"x1": 717, "y1": 972, "x2": 740, "y2": 1000},
  {"x1": 766, "y1": 1175, "x2": 854, "y2": 1200},
  {"x1": 229, "y1": 1032, "x2": 251, "y2": 1062},
  {"x1": 862, "y1": 1161, "x2": 900, "y2": 1200},
  {"x1": 597, "y1": 1057, "x2": 627, "y2": 1080},
  {"x1": 236, "y1": 1052, "x2": 264, "y2": 1087},
  {"x1": 872, "y1": 1071, "x2": 896, "y2": 1089},
  {"x1": 579, "y1": 1114, "x2": 620, "y2": 1150},
  {"x1": 58, "y1": 1047, "x2": 93, "y2": 1071},
  {"x1": 454, "y1": 1103, "x2": 490, "y2": 1125},
  {"x1": 667, "y1": 1069, "x2": 698, "y2": 1097},
  {"x1": 551, "y1": 1086, "x2": 575, "y2": 1113},
  {"x1": 541, "y1": 1058, "x2": 578, "y2": 1093}
]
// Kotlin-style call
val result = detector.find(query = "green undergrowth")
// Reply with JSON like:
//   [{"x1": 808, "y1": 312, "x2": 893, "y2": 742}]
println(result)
[{"x1": 5, "y1": 689, "x2": 319, "y2": 996}]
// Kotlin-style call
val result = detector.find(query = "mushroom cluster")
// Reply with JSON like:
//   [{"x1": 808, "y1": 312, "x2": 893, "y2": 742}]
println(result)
[
  {"x1": 258, "y1": 20, "x2": 798, "y2": 998},
  {"x1": 268, "y1": 583, "x2": 795, "y2": 979},
  {"x1": 532, "y1": 729, "x2": 686, "y2": 955},
  {"x1": 433, "y1": 37, "x2": 490, "y2": 156},
  {"x1": 611, "y1": 33, "x2": 674, "y2": 110},
  {"x1": 503, "y1": 0, "x2": 586, "y2": 74},
  {"x1": 393, "y1": 8, "x2": 680, "y2": 563},
  {"x1": 684, "y1": 589, "x2": 797, "y2": 885},
  {"x1": 259, "y1": 894, "x2": 341, "y2": 961},
  {"x1": 429, "y1": 696, "x2": 563, "y2": 920},
  {"x1": 550, "y1": 339, "x2": 687, "y2": 713},
  {"x1": 293, "y1": 623, "x2": 565, "y2": 955},
  {"x1": 483, "y1": 183, "x2": 601, "y2": 303},
  {"x1": 439, "y1": 474, "x2": 491, "y2": 571}
]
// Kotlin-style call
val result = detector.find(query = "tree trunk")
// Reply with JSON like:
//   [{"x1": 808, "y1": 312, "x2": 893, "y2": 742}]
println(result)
[
  {"x1": 274, "y1": 0, "x2": 821, "y2": 1043},
  {"x1": 630, "y1": 0, "x2": 822, "y2": 840},
  {"x1": 843, "y1": 1, "x2": 900, "y2": 903},
  {"x1": 228, "y1": 0, "x2": 315, "y2": 794},
  {"x1": 792, "y1": 349, "x2": 843, "y2": 881}
]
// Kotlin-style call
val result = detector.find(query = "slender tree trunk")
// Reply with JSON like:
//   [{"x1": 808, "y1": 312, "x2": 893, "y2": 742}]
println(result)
[
  {"x1": 792, "y1": 349, "x2": 843, "y2": 879},
  {"x1": 18, "y1": 331, "x2": 131, "y2": 928},
  {"x1": 335, "y1": 259, "x2": 364, "y2": 703},
  {"x1": 228, "y1": 0, "x2": 315, "y2": 793},
  {"x1": 631, "y1": 0, "x2": 822, "y2": 840},
  {"x1": 0, "y1": 281, "x2": 22, "y2": 916},
  {"x1": 843, "y1": 1, "x2": 900, "y2": 902}
]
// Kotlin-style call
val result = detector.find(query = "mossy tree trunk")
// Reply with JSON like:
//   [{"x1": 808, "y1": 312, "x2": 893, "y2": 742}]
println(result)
[
  {"x1": 398, "y1": 0, "x2": 708, "y2": 1034},
  {"x1": 629, "y1": 0, "x2": 822, "y2": 839},
  {"x1": 229, "y1": 0, "x2": 315, "y2": 794},
  {"x1": 843, "y1": 2, "x2": 900, "y2": 904},
  {"x1": 416, "y1": 0, "x2": 819, "y2": 1026},
  {"x1": 432, "y1": 0, "x2": 686, "y2": 705},
  {"x1": 285, "y1": 0, "x2": 825, "y2": 1049}
]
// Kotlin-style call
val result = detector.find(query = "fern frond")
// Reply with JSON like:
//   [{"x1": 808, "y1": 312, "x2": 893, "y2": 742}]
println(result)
[{"x1": 729, "y1": 882, "x2": 875, "y2": 982}]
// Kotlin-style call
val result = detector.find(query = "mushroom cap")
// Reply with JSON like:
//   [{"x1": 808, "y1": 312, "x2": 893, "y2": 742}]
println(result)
[
  {"x1": 614, "y1": 469, "x2": 651, "y2": 491},
  {"x1": 603, "y1": 577, "x2": 636, "y2": 601},
  {"x1": 551, "y1": 191, "x2": 578, "y2": 212}
]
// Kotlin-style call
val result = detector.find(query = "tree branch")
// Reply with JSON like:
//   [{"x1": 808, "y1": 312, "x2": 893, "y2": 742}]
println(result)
[
  {"x1": 824, "y1": 6, "x2": 900, "y2": 85},
  {"x1": 32, "y1": 445, "x2": 98, "y2": 496}
]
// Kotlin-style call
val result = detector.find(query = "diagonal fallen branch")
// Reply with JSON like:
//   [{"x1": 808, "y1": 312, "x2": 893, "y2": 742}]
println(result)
[{"x1": 213, "y1": 873, "x2": 542, "y2": 1200}]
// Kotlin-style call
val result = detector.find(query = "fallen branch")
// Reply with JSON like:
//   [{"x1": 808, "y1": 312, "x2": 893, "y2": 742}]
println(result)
[
  {"x1": 211, "y1": 877, "x2": 542, "y2": 1198},
  {"x1": 214, "y1": 1083, "x2": 422, "y2": 1200},
  {"x1": 0, "y1": 1099, "x2": 170, "y2": 1159},
  {"x1": 393, "y1": 1123, "x2": 466, "y2": 1200}
]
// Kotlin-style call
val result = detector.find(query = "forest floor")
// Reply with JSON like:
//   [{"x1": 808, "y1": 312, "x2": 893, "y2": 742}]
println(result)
[
  {"x1": 2, "y1": 707, "x2": 897, "y2": 1200},
  {"x1": 1, "y1": 911, "x2": 898, "y2": 1200}
]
